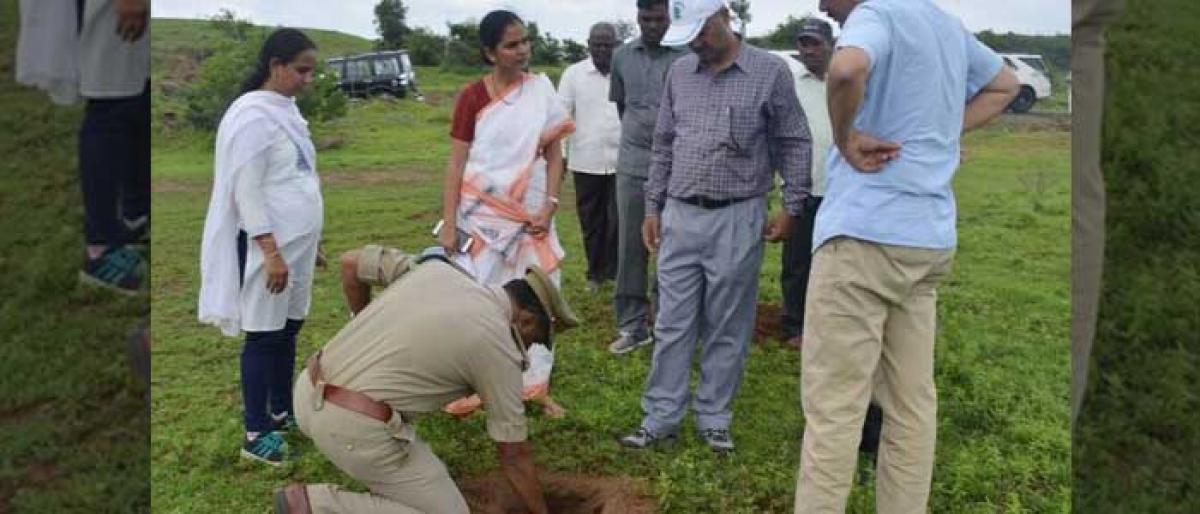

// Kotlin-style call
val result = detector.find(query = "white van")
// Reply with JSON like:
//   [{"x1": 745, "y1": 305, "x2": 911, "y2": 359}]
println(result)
[
  {"x1": 770, "y1": 49, "x2": 1053, "y2": 114},
  {"x1": 999, "y1": 53, "x2": 1052, "y2": 113}
]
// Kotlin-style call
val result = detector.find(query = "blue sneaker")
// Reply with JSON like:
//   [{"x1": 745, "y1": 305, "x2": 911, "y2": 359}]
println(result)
[
  {"x1": 241, "y1": 432, "x2": 288, "y2": 466},
  {"x1": 79, "y1": 246, "x2": 145, "y2": 295},
  {"x1": 271, "y1": 412, "x2": 299, "y2": 435}
]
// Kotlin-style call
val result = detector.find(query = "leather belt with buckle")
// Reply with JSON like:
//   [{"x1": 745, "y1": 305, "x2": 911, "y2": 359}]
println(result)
[
  {"x1": 672, "y1": 195, "x2": 754, "y2": 210},
  {"x1": 307, "y1": 350, "x2": 393, "y2": 423}
]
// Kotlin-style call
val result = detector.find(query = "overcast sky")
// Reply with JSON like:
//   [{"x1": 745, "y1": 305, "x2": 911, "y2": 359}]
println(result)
[{"x1": 151, "y1": 1, "x2": 1069, "y2": 43}]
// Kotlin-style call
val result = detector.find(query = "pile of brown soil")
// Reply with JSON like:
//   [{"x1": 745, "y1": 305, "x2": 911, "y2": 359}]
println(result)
[
  {"x1": 753, "y1": 303, "x2": 789, "y2": 346},
  {"x1": 458, "y1": 472, "x2": 656, "y2": 514}
]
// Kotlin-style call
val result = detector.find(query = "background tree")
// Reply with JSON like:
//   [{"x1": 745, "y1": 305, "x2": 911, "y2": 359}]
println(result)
[
  {"x1": 184, "y1": 14, "x2": 346, "y2": 131},
  {"x1": 526, "y1": 22, "x2": 563, "y2": 66},
  {"x1": 613, "y1": 19, "x2": 637, "y2": 42},
  {"x1": 209, "y1": 8, "x2": 254, "y2": 42},
  {"x1": 750, "y1": 15, "x2": 807, "y2": 49},
  {"x1": 729, "y1": 0, "x2": 751, "y2": 37},
  {"x1": 562, "y1": 39, "x2": 587, "y2": 63},
  {"x1": 373, "y1": 0, "x2": 412, "y2": 50},
  {"x1": 443, "y1": 19, "x2": 483, "y2": 69},
  {"x1": 407, "y1": 27, "x2": 446, "y2": 66}
]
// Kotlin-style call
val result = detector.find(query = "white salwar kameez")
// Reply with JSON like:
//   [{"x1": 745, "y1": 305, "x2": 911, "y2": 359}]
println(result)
[{"x1": 199, "y1": 91, "x2": 323, "y2": 336}]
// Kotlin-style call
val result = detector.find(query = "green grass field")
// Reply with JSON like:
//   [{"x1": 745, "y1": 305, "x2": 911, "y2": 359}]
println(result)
[
  {"x1": 1073, "y1": 0, "x2": 1200, "y2": 511},
  {"x1": 0, "y1": 0, "x2": 149, "y2": 511},
  {"x1": 149, "y1": 24, "x2": 1072, "y2": 509}
]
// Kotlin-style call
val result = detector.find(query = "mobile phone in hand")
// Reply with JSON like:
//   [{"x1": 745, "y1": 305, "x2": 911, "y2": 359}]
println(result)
[{"x1": 432, "y1": 219, "x2": 475, "y2": 253}]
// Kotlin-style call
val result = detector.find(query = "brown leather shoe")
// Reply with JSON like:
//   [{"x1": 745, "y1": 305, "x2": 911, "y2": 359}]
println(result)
[
  {"x1": 786, "y1": 336, "x2": 804, "y2": 350},
  {"x1": 273, "y1": 483, "x2": 311, "y2": 514}
]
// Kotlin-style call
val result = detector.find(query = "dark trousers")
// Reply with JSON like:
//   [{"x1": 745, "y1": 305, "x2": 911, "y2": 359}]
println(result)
[
  {"x1": 241, "y1": 319, "x2": 303, "y2": 433},
  {"x1": 573, "y1": 171, "x2": 619, "y2": 282},
  {"x1": 78, "y1": 82, "x2": 150, "y2": 246},
  {"x1": 237, "y1": 230, "x2": 302, "y2": 433},
  {"x1": 781, "y1": 195, "x2": 823, "y2": 339}
]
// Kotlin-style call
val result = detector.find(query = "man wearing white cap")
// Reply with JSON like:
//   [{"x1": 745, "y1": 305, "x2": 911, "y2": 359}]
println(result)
[
  {"x1": 618, "y1": 0, "x2": 812, "y2": 454},
  {"x1": 795, "y1": 0, "x2": 1018, "y2": 512}
]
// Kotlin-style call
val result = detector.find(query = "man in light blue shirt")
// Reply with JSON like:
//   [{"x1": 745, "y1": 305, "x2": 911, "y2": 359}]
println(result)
[{"x1": 795, "y1": 1, "x2": 1018, "y2": 512}]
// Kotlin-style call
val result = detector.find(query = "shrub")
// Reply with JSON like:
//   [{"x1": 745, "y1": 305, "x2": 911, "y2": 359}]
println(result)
[{"x1": 183, "y1": 30, "x2": 347, "y2": 130}]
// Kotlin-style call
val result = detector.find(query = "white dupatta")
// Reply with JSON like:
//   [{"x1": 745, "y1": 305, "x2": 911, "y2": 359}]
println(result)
[
  {"x1": 15, "y1": 0, "x2": 80, "y2": 105},
  {"x1": 458, "y1": 73, "x2": 574, "y2": 284},
  {"x1": 198, "y1": 91, "x2": 318, "y2": 336}
]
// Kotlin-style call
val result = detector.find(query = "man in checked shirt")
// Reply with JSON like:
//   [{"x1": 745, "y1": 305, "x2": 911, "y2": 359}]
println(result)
[{"x1": 618, "y1": 0, "x2": 812, "y2": 454}]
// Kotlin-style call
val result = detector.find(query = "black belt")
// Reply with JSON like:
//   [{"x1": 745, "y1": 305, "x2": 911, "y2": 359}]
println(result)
[{"x1": 671, "y1": 195, "x2": 755, "y2": 210}]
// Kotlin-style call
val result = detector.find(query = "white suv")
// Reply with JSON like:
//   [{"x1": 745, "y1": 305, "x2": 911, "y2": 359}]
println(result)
[{"x1": 999, "y1": 53, "x2": 1053, "y2": 113}]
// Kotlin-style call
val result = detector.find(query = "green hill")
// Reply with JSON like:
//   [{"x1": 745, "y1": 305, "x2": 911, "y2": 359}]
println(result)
[{"x1": 151, "y1": 17, "x2": 374, "y2": 83}]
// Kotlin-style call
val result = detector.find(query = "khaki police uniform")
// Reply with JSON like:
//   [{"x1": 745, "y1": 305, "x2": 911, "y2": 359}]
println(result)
[
  {"x1": 354, "y1": 244, "x2": 420, "y2": 287},
  {"x1": 294, "y1": 260, "x2": 529, "y2": 513}
]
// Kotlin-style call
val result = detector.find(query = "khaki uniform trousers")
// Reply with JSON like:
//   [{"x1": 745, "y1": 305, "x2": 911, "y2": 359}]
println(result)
[
  {"x1": 293, "y1": 372, "x2": 469, "y2": 514},
  {"x1": 795, "y1": 237, "x2": 954, "y2": 514},
  {"x1": 1071, "y1": 0, "x2": 1123, "y2": 429}
]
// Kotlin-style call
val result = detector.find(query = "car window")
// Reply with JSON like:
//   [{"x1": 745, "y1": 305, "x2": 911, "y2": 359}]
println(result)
[
  {"x1": 347, "y1": 60, "x2": 371, "y2": 81},
  {"x1": 1018, "y1": 57, "x2": 1047, "y2": 74},
  {"x1": 373, "y1": 58, "x2": 401, "y2": 77},
  {"x1": 400, "y1": 54, "x2": 413, "y2": 71}
]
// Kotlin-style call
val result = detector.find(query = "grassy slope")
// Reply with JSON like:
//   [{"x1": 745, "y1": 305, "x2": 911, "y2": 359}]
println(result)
[
  {"x1": 149, "y1": 16, "x2": 1070, "y2": 513},
  {"x1": 1073, "y1": 0, "x2": 1200, "y2": 511},
  {"x1": 151, "y1": 17, "x2": 376, "y2": 71},
  {"x1": 0, "y1": 0, "x2": 149, "y2": 511},
  {"x1": 151, "y1": 78, "x2": 1070, "y2": 514}
]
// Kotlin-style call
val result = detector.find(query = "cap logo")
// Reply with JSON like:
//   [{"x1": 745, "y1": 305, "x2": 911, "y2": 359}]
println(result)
[{"x1": 672, "y1": 1, "x2": 684, "y2": 21}]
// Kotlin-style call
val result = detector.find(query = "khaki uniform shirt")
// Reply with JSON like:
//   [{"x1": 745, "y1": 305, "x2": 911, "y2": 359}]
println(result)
[{"x1": 316, "y1": 261, "x2": 529, "y2": 443}]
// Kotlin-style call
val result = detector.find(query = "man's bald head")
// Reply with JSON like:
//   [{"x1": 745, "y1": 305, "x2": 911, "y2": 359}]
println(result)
[
  {"x1": 587, "y1": 22, "x2": 618, "y2": 74},
  {"x1": 589, "y1": 22, "x2": 617, "y2": 40}
]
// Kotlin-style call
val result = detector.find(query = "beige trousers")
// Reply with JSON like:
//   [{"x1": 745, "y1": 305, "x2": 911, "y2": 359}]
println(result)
[
  {"x1": 795, "y1": 237, "x2": 954, "y2": 514},
  {"x1": 1071, "y1": 0, "x2": 1123, "y2": 428},
  {"x1": 293, "y1": 373, "x2": 469, "y2": 514}
]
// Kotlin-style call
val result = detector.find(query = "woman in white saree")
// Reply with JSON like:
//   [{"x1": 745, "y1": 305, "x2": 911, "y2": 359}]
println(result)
[
  {"x1": 198, "y1": 29, "x2": 322, "y2": 466},
  {"x1": 441, "y1": 10, "x2": 574, "y2": 287},
  {"x1": 436, "y1": 10, "x2": 574, "y2": 425}
]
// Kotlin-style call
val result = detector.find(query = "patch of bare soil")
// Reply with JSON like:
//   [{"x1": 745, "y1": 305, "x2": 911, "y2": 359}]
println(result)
[
  {"x1": 459, "y1": 472, "x2": 656, "y2": 514},
  {"x1": 319, "y1": 168, "x2": 434, "y2": 187},
  {"x1": 753, "y1": 303, "x2": 789, "y2": 347}
]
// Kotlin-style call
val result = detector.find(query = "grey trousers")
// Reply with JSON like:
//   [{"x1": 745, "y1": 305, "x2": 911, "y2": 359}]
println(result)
[
  {"x1": 641, "y1": 197, "x2": 766, "y2": 433},
  {"x1": 614, "y1": 173, "x2": 655, "y2": 340}
]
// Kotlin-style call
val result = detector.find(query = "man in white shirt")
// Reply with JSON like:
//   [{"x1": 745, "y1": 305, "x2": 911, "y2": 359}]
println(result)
[
  {"x1": 558, "y1": 23, "x2": 622, "y2": 292},
  {"x1": 781, "y1": 17, "x2": 834, "y2": 349}
]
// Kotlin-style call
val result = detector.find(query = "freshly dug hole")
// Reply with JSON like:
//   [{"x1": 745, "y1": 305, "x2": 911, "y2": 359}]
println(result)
[
  {"x1": 458, "y1": 472, "x2": 656, "y2": 514},
  {"x1": 754, "y1": 303, "x2": 789, "y2": 346}
]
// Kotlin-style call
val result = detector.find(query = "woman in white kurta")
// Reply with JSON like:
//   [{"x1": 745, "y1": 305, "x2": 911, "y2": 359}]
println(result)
[{"x1": 198, "y1": 28, "x2": 322, "y2": 466}]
